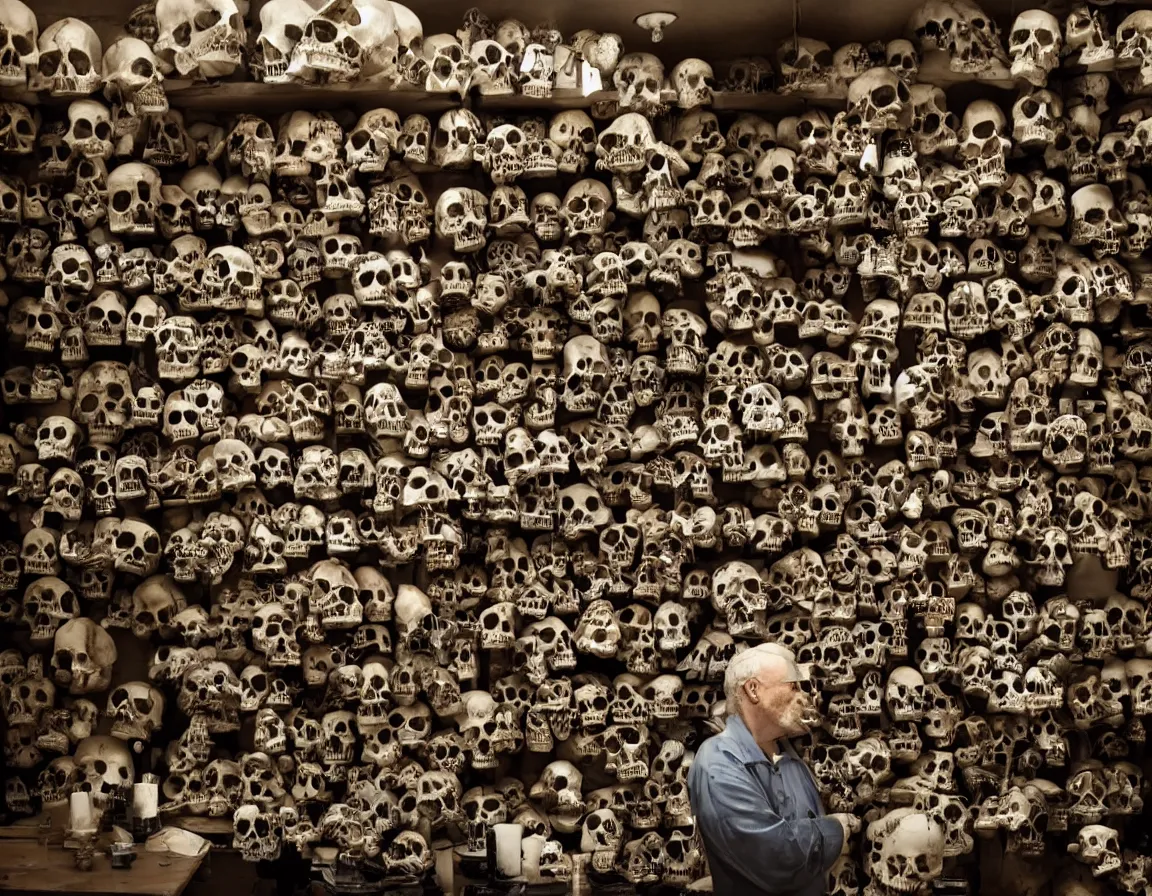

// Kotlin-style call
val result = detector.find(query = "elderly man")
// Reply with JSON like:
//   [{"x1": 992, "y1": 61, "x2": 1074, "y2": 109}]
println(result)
[{"x1": 687, "y1": 643, "x2": 858, "y2": 896}]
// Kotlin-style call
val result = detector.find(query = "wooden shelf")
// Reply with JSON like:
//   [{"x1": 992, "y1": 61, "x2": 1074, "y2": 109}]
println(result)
[
  {"x1": 0, "y1": 810, "x2": 232, "y2": 840},
  {"x1": 916, "y1": 52, "x2": 1017, "y2": 90},
  {"x1": 170, "y1": 817, "x2": 234, "y2": 835},
  {"x1": 163, "y1": 81, "x2": 462, "y2": 114},
  {"x1": 0, "y1": 83, "x2": 839, "y2": 115},
  {"x1": 0, "y1": 59, "x2": 1026, "y2": 117}
]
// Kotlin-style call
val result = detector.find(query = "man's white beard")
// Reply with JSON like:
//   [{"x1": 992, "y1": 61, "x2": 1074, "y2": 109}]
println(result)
[{"x1": 783, "y1": 700, "x2": 819, "y2": 733}]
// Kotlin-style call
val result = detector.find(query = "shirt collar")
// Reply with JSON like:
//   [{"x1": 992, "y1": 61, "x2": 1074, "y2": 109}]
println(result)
[{"x1": 722, "y1": 714, "x2": 802, "y2": 766}]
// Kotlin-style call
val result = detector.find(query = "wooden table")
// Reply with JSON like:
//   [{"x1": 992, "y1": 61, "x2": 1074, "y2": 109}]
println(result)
[{"x1": 0, "y1": 840, "x2": 205, "y2": 896}]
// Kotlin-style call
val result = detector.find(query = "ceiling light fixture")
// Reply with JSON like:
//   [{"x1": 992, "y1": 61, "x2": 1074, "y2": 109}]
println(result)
[{"x1": 634, "y1": 11, "x2": 678, "y2": 43}]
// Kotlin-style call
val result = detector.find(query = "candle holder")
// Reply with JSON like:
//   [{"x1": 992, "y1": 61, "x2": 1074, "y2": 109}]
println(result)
[
  {"x1": 73, "y1": 831, "x2": 96, "y2": 872},
  {"x1": 456, "y1": 848, "x2": 489, "y2": 883},
  {"x1": 131, "y1": 813, "x2": 161, "y2": 842}
]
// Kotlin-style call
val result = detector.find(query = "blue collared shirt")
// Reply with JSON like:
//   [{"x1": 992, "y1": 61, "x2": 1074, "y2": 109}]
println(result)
[{"x1": 687, "y1": 714, "x2": 843, "y2": 896}]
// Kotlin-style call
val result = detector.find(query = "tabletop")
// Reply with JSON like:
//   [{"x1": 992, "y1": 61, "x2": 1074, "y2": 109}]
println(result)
[{"x1": 0, "y1": 840, "x2": 205, "y2": 896}]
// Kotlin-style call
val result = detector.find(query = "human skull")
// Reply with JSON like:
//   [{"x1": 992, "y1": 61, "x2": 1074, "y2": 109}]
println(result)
[
  {"x1": 52, "y1": 619, "x2": 117, "y2": 694},
  {"x1": 34, "y1": 17, "x2": 101, "y2": 96},
  {"x1": 1008, "y1": 10, "x2": 1062, "y2": 85},
  {"x1": 0, "y1": 0, "x2": 37, "y2": 88},
  {"x1": 154, "y1": 0, "x2": 244, "y2": 79}
]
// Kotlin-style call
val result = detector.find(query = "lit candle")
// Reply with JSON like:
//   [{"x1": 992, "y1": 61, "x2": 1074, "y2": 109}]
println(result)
[
  {"x1": 70, "y1": 792, "x2": 94, "y2": 833},
  {"x1": 492, "y1": 823, "x2": 523, "y2": 878}
]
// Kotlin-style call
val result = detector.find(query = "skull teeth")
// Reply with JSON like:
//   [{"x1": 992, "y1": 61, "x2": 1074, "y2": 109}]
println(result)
[
  {"x1": 175, "y1": 30, "x2": 242, "y2": 74},
  {"x1": 259, "y1": 62, "x2": 291, "y2": 84}
]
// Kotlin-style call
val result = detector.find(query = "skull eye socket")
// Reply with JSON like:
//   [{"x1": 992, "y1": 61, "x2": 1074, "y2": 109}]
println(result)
[
  {"x1": 971, "y1": 119, "x2": 996, "y2": 140},
  {"x1": 193, "y1": 9, "x2": 222, "y2": 30},
  {"x1": 1020, "y1": 98, "x2": 1042, "y2": 118},
  {"x1": 112, "y1": 189, "x2": 134, "y2": 213},
  {"x1": 130, "y1": 57, "x2": 155, "y2": 78},
  {"x1": 868, "y1": 83, "x2": 898, "y2": 108}
]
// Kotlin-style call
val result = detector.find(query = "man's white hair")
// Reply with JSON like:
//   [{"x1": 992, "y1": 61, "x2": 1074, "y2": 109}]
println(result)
[{"x1": 723, "y1": 643, "x2": 800, "y2": 708}]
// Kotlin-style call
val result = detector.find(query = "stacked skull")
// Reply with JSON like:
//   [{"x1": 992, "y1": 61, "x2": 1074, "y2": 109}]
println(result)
[{"x1": 3, "y1": 0, "x2": 1152, "y2": 892}]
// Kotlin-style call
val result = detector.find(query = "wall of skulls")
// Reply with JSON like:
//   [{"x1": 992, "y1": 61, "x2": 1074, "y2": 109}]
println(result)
[{"x1": 3, "y1": 0, "x2": 1152, "y2": 893}]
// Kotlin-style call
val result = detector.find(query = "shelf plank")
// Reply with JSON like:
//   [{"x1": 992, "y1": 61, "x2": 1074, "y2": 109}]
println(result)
[
  {"x1": 170, "y1": 817, "x2": 234, "y2": 836},
  {"x1": 0, "y1": 811, "x2": 231, "y2": 840},
  {"x1": 163, "y1": 81, "x2": 463, "y2": 114},
  {"x1": 148, "y1": 84, "x2": 859, "y2": 115},
  {"x1": 0, "y1": 65, "x2": 1025, "y2": 117},
  {"x1": 916, "y1": 52, "x2": 1017, "y2": 90}
]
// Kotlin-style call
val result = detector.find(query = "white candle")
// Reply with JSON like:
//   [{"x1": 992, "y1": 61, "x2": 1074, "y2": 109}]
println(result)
[
  {"x1": 133, "y1": 783, "x2": 158, "y2": 819},
  {"x1": 70, "y1": 792, "x2": 94, "y2": 833},
  {"x1": 521, "y1": 834, "x2": 545, "y2": 883},
  {"x1": 493, "y1": 823, "x2": 523, "y2": 878},
  {"x1": 433, "y1": 842, "x2": 454, "y2": 894}
]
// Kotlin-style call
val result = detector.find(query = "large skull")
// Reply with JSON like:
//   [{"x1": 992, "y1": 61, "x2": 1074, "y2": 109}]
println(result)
[
  {"x1": 107, "y1": 162, "x2": 162, "y2": 235},
  {"x1": 74, "y1": 735, "x2": 133, "y2": 798},
  {"x1": 232, "y1": 804, "x2": 282, "y2": 861},
  {"x1": 154, "y1": 0, "x2": 244, "y2": 78},
  {"x1": 102, "y1": 36, "x2": 167, "y2": 114},
  {"x1": 74, "y1": 361, "x2": 135, "y2": 443},
  {"x1": 254, "y1": 0, "x2": 313, "y2": 83},
  {"x1": 34, "y1": 17, "x2": 101, "y2": 96},
  {"x1": 1071, "y1": 184, "x2": 1126, "y2": 257},
  {"x1": 866, "y1": 808, "x2": 945, "y2": 894},
  {"x1": 1008, "y1": 9, "x2": 1061, "y2": 85},
  {"x1": 435, "y1": 187, "x2": 488, "y2": 253},
  {"x1": 848, "y1": 66, "x2": 911, "y2": 133},
  {"x1": 596, "y1": 113, "x2": 656, "y2": 176},
  {"x1": 106, "y1": 681, "x2": 164, "y2": 742},
  {"x1": 52, "y1": 619, "x2": 117, "y2": 695},
  {"x1": 613, "y1": 53, "x2": 664, "y2": 112},
  {"x1": 0, "y1": 0, "x2": 37, "y2": 87}
]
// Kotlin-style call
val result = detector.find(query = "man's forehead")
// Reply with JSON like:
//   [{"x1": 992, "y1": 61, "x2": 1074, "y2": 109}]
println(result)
[
  {"x1": 749, "y1": 647, "x2": 806, "y2": 684},
  {"x1": 758, "y1": 644, "x2": 806, "y2": 683}
]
